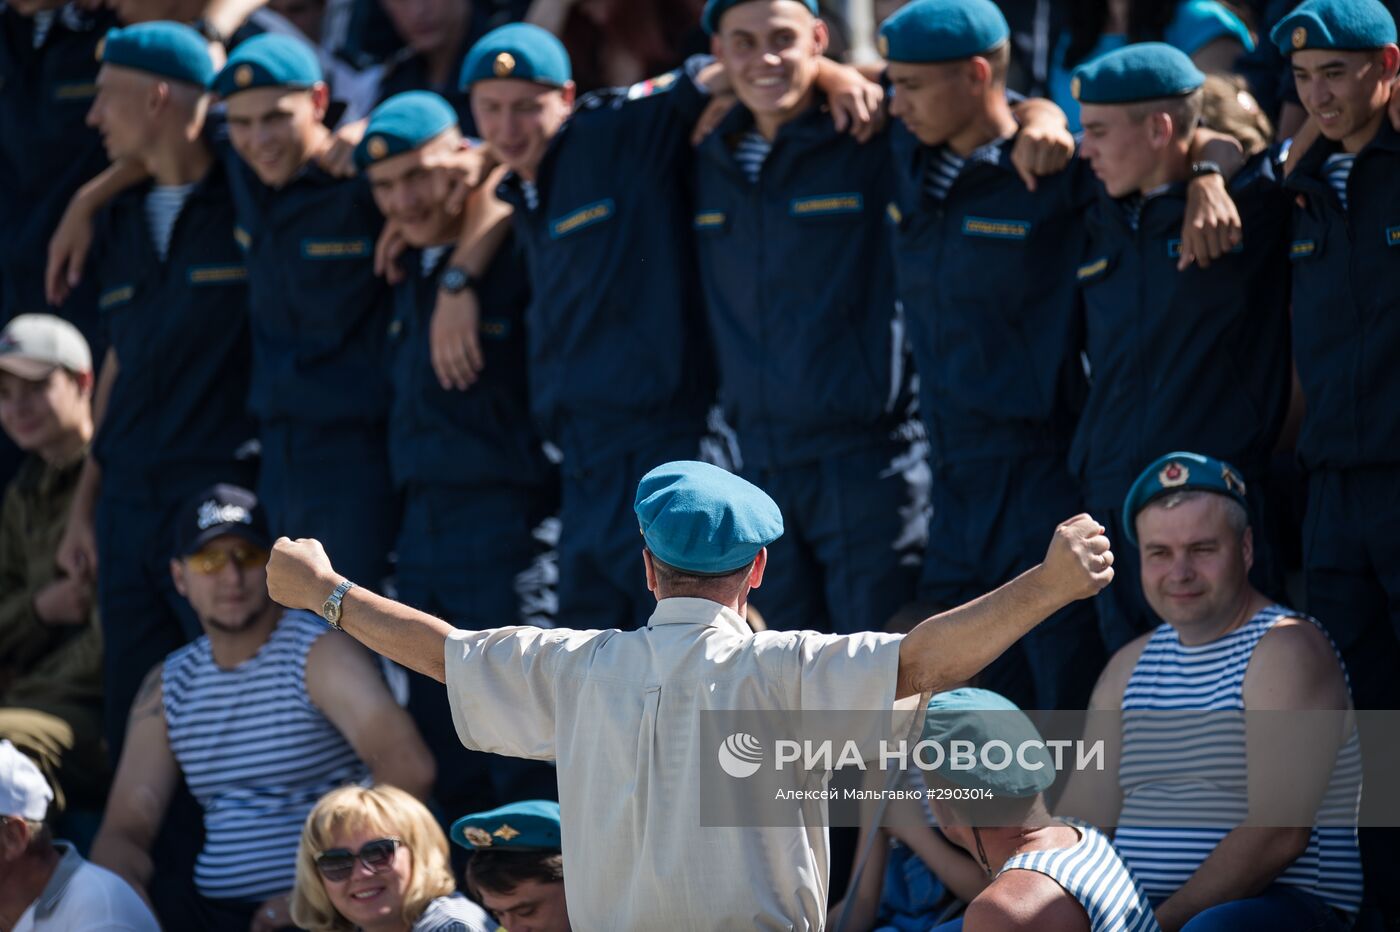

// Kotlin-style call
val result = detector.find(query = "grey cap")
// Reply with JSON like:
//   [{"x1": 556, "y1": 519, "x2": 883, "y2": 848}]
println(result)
[{"x1": 0, "y1": 314, "x2": 92, "y2": 381}]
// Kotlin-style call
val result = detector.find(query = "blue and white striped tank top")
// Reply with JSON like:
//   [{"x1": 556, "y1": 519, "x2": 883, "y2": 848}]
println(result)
[
  {"x1": 1115, "y1": 605, "x2": 1363, "y2": 914},
  {"x1": 999, "y1": 818, "x2": 1160, "y2": 932},
  {"x1": 163, "y1": 611, "x2": 370, "y2": 901}
]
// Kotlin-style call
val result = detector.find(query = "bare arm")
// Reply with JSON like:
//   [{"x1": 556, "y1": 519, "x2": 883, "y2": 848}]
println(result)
[
  {"x1": 266, "y1": 538, "x2": 456, "y2": 682},
  {"x1": 55, "y1": 348, "x2": 117, "y2": 580},
  {"x1": 47, "y1": 158, "x2": 151, "y2": 304},
  {"x1": 89, "y1": 666, "x2": 178, "y2": 907},
  {"x1": 305, "y1": 630, "x2": 437, "y2": 800},
  {"x1": 829, "y1": 823, "x2": 890, "y2": 932},
  {"x1": 1190, "y1": 37, "x2": 1246, "y2": 76},
  {"x1": 1152, "y1": 621, "x2": 1351, "y2": 931},
  {"x1": 896, "y1": 515, "x2": 1113, "y2": 699}
]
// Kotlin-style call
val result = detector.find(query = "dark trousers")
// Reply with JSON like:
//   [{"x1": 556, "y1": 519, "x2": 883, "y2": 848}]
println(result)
[
  {"x1": 748, "y1": 438, "x2": 926, "y2": 636},
  {"x1": 395, "y1": 483, "x2": 560, "y2": 832},
  {"x1": 258, "y1": 420, "x2": 398, "y2": 589},
  {"x1": 555, "y1": 433, "x2": 705, "y2": 632},
  {"x1": 921, "y1": 453, "x2": 1104, "y2": 709}
]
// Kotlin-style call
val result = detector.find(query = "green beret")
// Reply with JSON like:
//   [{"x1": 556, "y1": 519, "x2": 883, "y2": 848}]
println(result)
[
  {"x1": 878, "y1": 0, "x2": 1010, "y2": 63},
  {"x1": 211, "y1": 33, "x2": 322, "y2": 98},
  {"x1": 921, "y1": 688, "x2": 1055, "y2": 798},
  {"x1": 459, "y1": 23, "x2": 571, "y2": 90},
  {"x1": 353, "y1": 91, "x2": 457, "y2": 170},
  {"x1": 1270, "y1": 0, "x2": 1397, "y2": 54},
  {"x1": 1070, "y1": 42, "x2": 1204, "y2": 105},
  {"x1": 1122, "y1": 451, "x2": 1249, "y2": 546},
  {"x1": 450, "y1": 800, "x2": 561, "y2": 851},
  {"x1": 702, "y1": 0, "x2": 818, "y2": 35},
  {"x1": 633, "y1": 461, "x2": 783, "y2": 576},
  {"x1": 98, "y1": 22, "x2": 213, "y2": 87}
]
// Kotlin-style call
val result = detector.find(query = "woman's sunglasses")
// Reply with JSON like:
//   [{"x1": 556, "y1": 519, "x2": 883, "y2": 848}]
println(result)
[{"x1": 315, "y1": 837, "x2": 402, "y2": 882}]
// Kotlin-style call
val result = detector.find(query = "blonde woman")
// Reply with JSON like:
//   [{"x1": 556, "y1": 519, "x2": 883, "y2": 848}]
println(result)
[{"x1": 292, "y1": 785, "x2": 494, "y2": 932}]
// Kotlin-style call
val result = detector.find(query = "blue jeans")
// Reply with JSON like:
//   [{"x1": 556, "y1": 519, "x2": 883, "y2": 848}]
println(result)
[{"x1": 1168, "y1": 884, "x2": 1351, "y2": 932}]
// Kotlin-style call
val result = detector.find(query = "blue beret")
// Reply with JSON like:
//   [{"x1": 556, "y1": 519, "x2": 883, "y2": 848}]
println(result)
[
  {"x1": 1070, "y1": 42, "x2": 1204, "y2": 104},
  {"x1": 878, "y1": 0, "x2": 1010, "y2": 63},
  {"x1": 98, "y1": 22, "x2": 213, "y2": 87},
  {"x1": 921, "y1": 689, "x2": 1055, "y2": 798},
  {"x1": 354, "y1": 91, "x2": 458, "y2": 170},
  {"x1": 703, "y1": 0, "x2": 819, "y2": 35},
  {"x1": 633, "y1": 461, "x2": 783, "y2": 576},
  {"x1": 450, "y1": 800, "x2": 561, "y2": 851},
  {"x1": 1122, "y1": 451, "x2": 1249, "y2": 546},
  {"x1": 211, "y1": 33, "x2": 322, "y2": 98},
  {"x1": 1271, "y1": 0, "x2": 1397, "y2": 53},
  {"x1": 460, "y1": 23, "x2": 571, "y2": 90}
]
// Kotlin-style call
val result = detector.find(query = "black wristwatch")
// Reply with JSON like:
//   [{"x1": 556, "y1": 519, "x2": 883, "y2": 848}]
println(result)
[
  {"x1": 1190, "y1": 160, "x2": 1223, "y2": 179},
  {"x1": 440, "y1": 266, "x2": 476, "y2": 295}
]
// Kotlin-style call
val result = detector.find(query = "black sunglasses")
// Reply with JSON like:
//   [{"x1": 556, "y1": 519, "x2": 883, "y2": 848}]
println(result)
[{"x1": 315, "y1": 837, "x2": 402, "y2": 882}]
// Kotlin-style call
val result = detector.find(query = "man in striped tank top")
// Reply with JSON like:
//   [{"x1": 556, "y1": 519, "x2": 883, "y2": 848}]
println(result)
[
  {"x1": 89, "y1": 485, "x2": 435, "y2": 932},
  {"x1": 1058, "y1": 452, "x2": 1362, "y2": 931}
]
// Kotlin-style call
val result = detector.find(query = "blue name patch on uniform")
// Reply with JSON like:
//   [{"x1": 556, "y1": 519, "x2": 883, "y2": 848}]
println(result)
[
  {"x1": 1386, "y1": 226, "x2": 1400, "y2": 247},
  {"x1": 694, "y1": 210, "x2": 726, "y2": 229},
  {"x1": 187, "y1": 264, "x2": 249, "y2": 285},
  {"x1": 1289, "y1": 239, "x2": 1317, "y2": 260},
  {"x1": 962, "y1": 216, "x2": 1030, "y2": 240},
  {"x1": 550, "y1": 199, "x2": 616, "y2": 238},
  {"x1": 886, "y1": 202, "x2": 903, "y2": 224},
  {"x1": 99, "y1": 284, "x2": 135, "y2": 309},
  {"x1": 53, "y1": 81, "x2": 97, "y2": 101},
  {"x1": 790, "y1": 193, "x2": 863, "y2": 217},
  {"x1": 233, "y1": 226, "x2": 251, "y2": 250},
  {"x1": 1077, "y1": 257, "x2": 1109, "y2": 281},
  {"x1": 1168, "y1": 238, "x2": 1243, "y2": 258},
  {"x1": 481, "y1": 317, "x2": 511, "y2": 339},
  {"x1": 301, "y1": 237, "x2": 371, "y2": 259}
]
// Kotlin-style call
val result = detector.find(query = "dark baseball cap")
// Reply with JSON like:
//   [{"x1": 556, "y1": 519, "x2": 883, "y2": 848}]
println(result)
[{"x1": 174, "y1": 484, "x2": 271, "y2": 557}]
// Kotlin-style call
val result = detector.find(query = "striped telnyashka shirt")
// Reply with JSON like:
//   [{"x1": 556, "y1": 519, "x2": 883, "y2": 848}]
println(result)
[
  {"x1": 1000, "y1": 818, "x2": 1160, "y2": 932},
  {"x1": 1114, "y1": 605, "x2": 1364, "y2": 915},
  {"x1": 163, "y1": 611, "x2": 370, "y2": 901}
]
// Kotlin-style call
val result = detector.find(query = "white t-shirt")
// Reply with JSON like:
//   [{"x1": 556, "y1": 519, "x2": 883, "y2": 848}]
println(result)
[{"x1": 14, "y1": 843, "x2": 159, "y2": 932}]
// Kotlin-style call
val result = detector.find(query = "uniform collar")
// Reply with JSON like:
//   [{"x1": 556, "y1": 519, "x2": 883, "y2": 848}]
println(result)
[
  {"x1": 32, "y1": 842, "x2": 83, "y2": 919},
  {"x1": 646, "y1": 597, "x2": 751, "y2": 636}
]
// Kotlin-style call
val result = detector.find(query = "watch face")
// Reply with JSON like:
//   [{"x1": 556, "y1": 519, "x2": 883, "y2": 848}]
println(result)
[
  {"x1": 322, "y1": 599, "x2": 340, "y2": 624},
  {"x1": 441, "y1": 268, "x2": 467, "y2": 292}
]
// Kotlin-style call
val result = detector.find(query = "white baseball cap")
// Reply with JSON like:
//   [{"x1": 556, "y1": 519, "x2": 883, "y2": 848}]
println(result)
[
  {"x1": 0, "y1": 314, "x2": 92, "y2": 381},
  {"x1": 0, "y1": 740, "x2": 53, "y2": 821}
]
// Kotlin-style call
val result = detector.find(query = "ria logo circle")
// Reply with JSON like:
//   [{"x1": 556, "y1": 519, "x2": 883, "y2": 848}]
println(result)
[{"x1": 718, "y1": 732, "x2": 764, "y2": 778}]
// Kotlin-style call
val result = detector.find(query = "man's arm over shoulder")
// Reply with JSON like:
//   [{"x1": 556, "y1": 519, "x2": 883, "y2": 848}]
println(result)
[
  {"x1": 89, "y1": 664, "x2": 179, "y2": 906},
  {"x1": 306, "y1": 629, "x2": 436, "y2": 801},
  {"x1": 965, "y1": 871, "x2": 1091, "y2": 932}
]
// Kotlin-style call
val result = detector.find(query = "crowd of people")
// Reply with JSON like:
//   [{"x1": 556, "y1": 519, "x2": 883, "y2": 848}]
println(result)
[{"x1": 2, "y1": 0, "x2": 1400, "y2": 927}]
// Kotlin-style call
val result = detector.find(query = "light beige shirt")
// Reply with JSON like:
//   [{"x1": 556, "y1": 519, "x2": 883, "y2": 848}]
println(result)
[{"x1": 445, "y1": 596, "x2": 921, "y2": 931}]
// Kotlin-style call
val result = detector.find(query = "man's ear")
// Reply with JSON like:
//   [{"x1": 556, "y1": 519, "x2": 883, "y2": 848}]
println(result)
[
  {"x1": 1149, "y1": 110, "x2": 1175, "y2": 148},
  {"x1": 812, "y1": 17, "x2": 830, "y2": 57},
  {"x1": 561, "y1": 81, "x2": 577, "y2": 108},
  {"x1": 311, "y1": 82, "x2": 331, "y2": 122},
  {"x1": 1241, "y1": 526, "x2": 1255, "y2": 573},
  {"x1": 170, "y1": 558, "x2": 188, "y2": 597},
  {"x1": 642, "y1": 549, "x2": 659, "y2": 594}
]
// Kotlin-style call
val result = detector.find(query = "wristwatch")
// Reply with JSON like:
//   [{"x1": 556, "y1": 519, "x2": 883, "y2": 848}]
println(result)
[
  {"x1": 320, "y1": 580, "x2": 356, "y2": 630},
  {"x1": 1190, "y1": 160, "x2": 1223, "y2": 178},
  {"x1": 440, "y1": 266, "x2": 476, "y2": 295}
]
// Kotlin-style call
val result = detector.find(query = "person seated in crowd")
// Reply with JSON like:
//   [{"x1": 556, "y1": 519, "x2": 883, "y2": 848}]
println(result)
[
  {"x1": 453, "y1": 799, "x2": 570, "y2": 932},
  {"x1": 291, "y1": 783, "x2": 494, "y2": 932},
  {"x1": 0, "y1": 739, "x2": 158, "y2": 932},
  {"x1": 835, "y1": 690, "x2": 1155, "y2": 932},
  {"x1": 1059, "y1": 452, "x2": 1362, "y2": 931},
  {"x1": 1051, "y1": 0, "x2": 1256, "y2": 130},
  {"x1": 90, "y1": 484, "x2": 434, "y2": 932},
  {"x1": 376, "y1": 0, "x2": 510, "y2": 132},
  {"x1": 0, "y1": 316, "x2": 106, "y2": 819}
]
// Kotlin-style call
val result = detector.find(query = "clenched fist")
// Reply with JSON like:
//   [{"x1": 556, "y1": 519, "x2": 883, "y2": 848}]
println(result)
[
  {"x1": 1039, "y1": 514, "x2": 1114, "y2": 602},
  {"x1": 266, "y1": 537, "x2": 340, "y2": 613}
]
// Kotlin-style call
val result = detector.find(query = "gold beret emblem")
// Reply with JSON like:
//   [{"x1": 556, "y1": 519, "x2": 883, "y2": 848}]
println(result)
[
  {"x1": 463, "y1": 826, "x2": 494, "y2": 847},
  {"x1": 94, "y1": 36, "x2": 106, "y2": 62},
  {"x1": 1070, "y1": 75, "x2": 1082, "y2": 101},
  {"x1": 367, "y1": 136, "x2": 388, "y2": 160},
  {"x1": 234, "y1": 64, "x2": 253, "y2": 88},
  {"x1": 1292, "y1": 26, "x2": 1307, "y2": 49},
  {"x1": 493, "y1": 823, "x2": 521, "y2": 841},
  {"x1": 494, "y1": 51, "x2": 516, "y2": 77},
  {"x1": 1158, "y1": 461, "x2": 1190, "y2": 488},
  {"x1": 877, "y1": 33, "x2": 889, "y2": 58}
]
